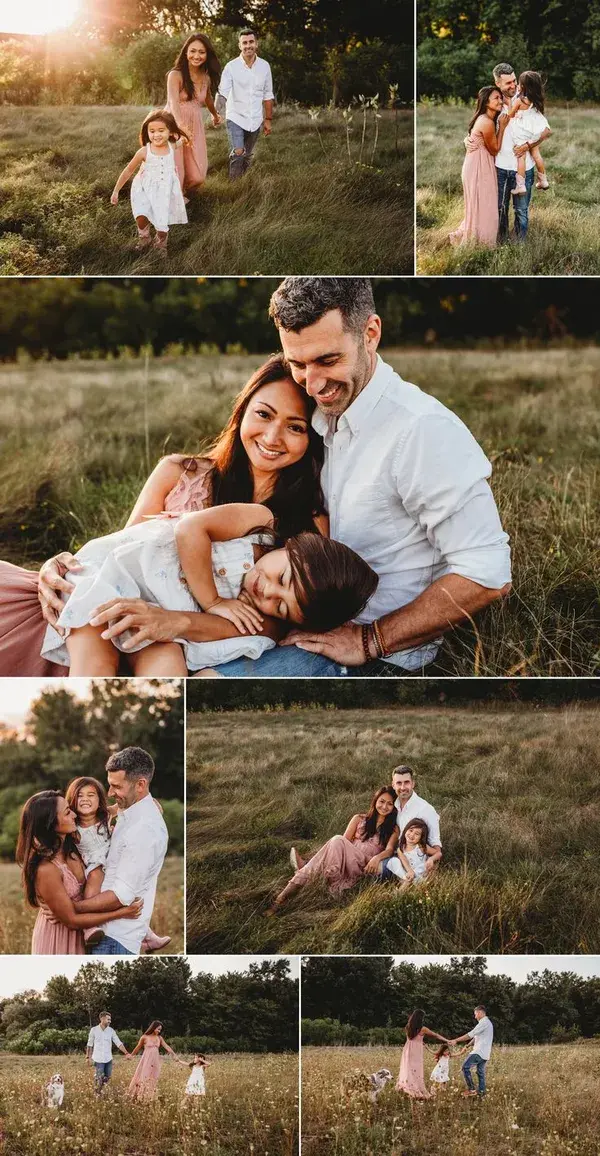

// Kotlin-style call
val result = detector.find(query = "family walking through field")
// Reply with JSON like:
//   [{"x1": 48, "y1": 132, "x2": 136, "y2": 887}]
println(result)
[{"x1": 450, "y1": 61, "x2": 552, "y2": 249}]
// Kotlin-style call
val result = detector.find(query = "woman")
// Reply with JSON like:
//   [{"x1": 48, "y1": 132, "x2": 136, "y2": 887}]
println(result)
[
  {"x1": 267, "y1": 786, "x2": 399, "y2": 913},
  {"x1": 166, "y1": 33, "x2": 222, "y2": 194},
  {"x1": 16, "y1": 791, "x2": 142, "y2": 955},
  {"x1": 128, "y1": 1021, "x2": 179, "y2": 1100},
  {"x1": 396, "y1": 1009, "x2": 449, "y2": 1100},
  {"x1": 0, "y1": 355, "x2": 326, "y2": 676},
  {"x1": 449, "y1": 86, "x2": 507, "y2": 249}
]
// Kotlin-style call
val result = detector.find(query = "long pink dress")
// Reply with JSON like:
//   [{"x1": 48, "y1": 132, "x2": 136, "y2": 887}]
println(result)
[
  {"x1": 167, "y1": 71, "x2": 209, "y2": 191},
  {"x1": 128, "y1": 1035, "x2": 163, "y2": 1100},
  {"x1": 31, "y1": 858, "x2": 85, "y2": 955},
  {"x1": 0, "y1": 457, "x2": 212, "y2": 676},
  {"x1": 396, "y1": 1029, "x2": 432, "y2": 1099},
  {"x1": 449, "y1": 117, "x2": 499, "y2": 248},
  {"x1": 287, "y1": 820, "x2": 387, "y2": 896}
]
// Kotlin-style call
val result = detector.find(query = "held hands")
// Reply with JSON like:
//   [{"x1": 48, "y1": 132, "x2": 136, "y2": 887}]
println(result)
[
  {"x1": 206, "y1": 597, "x2": 264, "y2": 635},
  {"x1": 211, "y1": 114, "x2": 222, "y2": 128}
]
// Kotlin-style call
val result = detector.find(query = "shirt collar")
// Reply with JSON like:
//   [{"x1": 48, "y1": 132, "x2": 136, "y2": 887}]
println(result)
[
  {"x1": 311, "y1": 354, "x2": 391, "y2": 440},
  {"x1": 117, "y1": 792, "x2": 155, "y2": 826},
  {"x1": 396, "y1": 789, "x2": 423, "y2": 810}
]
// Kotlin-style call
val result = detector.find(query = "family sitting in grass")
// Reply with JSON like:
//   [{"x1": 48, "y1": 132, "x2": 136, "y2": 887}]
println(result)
[
  {"x1": 450, "y1": 61, "x2": 552, "y2": 249},
  {"x1": 267, "y1": 765, "x2": 442, "y2": 913}
]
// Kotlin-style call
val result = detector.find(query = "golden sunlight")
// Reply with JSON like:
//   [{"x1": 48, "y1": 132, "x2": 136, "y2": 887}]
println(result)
[{"x1": 0, "y1": 0, "x2": 80, "y2": 35}]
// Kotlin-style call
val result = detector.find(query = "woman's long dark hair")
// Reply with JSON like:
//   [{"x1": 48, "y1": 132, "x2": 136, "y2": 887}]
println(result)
[
  {"x1": 188, "y1": 355, "x2": 325, "y2": 540},
  {"x1": 145, "y1": 1020, "x2": 163, "y2": 1035},
  {"x1": 406, "y1": 1009, "x2": 425, "y2": 1039},
  {"x1": 360, "y1": 786, "x2": 397, "y2": 847},
  {"x1": 65, "y1": 777, "x2": 111, "y2": 840},
  {"x1": 16, "y1": 791, "x2": 82, "y2": 908},
  {"x1": 171, "y1": 33, "x2": 221, "y2": 99},
  {"x1": 518, "y1": 70, "x2": 545, "y2": 113},
  {"x1": 399, "y1": 818, "x2": 429, "y2": 852},
  {"x1": 468, "y1": 86, "x2": 502, "y2": 134}
]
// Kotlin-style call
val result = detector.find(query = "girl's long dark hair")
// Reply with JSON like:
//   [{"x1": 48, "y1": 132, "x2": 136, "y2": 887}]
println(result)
[
  {"x1": 406, "y1": 1009, "x2": 425, "y2": 1039},
  {"x1": 399, "y1": 818, "x2": 429, "y2": 852},
  {"x1": 171, "y1": 33, "x2": 221, "y2": 99},
  {"x1": 145, "y1": 1020, "x2": 163, "y2": 1035},
  {"x1": 468, "y1": 86, "x2": 502, "y2": 134},
  {"x1": 188, "y1": 355, "x2": 325, "y2": 540},
  {"x1": 16, "y1": 791, "x2": 82, "y2": 908},
  {"x1": 360, "y1": 786, "x2": 397, "y2": 847},
  {"x1": 518, "y1": 70, "x2": 545, "y2": 113},
  {"x1": 140, "y1": 109, "x2": 189, "y2": 146},
  {"x1": 65, "y1": 777, "x2": 111, "y2": 840},
  {"x1": 435, "y1": 1043, "x2": 450, "y2": 1060}
]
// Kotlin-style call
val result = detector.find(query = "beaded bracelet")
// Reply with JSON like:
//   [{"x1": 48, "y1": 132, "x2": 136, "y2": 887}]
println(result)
[{"x1": 361, "y1": 623, "x2": 372, "y2": 664}]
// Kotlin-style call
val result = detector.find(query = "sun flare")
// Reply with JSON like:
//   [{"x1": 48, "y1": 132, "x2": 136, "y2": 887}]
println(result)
[{"x1": 0, "y1": 0, "x2": 80, "y2": 35}]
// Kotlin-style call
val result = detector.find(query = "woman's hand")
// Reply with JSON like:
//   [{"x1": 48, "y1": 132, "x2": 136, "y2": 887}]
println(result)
[
  {"x1": 211, "y1": 114, "x2": 222, "y2": 127},
  {"x1": 122, "y1": 897, "x2": 144, "y2": 920},
  {"x1": 38, "y1": 552, "x2": 84, "y2": 627},
  {"x1": 363, "y1": 856, "x2": 382, "y2": 876},
  {"x1": 89, "y1": 599, "x2": 186, "y2": 648},
  {"x1": 206, "y1": 597, "x2": 264, "y2": 635}
]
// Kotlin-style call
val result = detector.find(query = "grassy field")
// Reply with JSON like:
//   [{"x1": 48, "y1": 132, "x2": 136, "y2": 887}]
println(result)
[
  {"x1": 417, "y1": 103, "x2": 600, "y2": 274},
  {"x1": 1, "y1": 347, "x2": 598, "y2": 676},
  {"x1": 0, "y1": 857, "x2": 184, "y2": 955},
  {"x1": 301, "y1": 1043, "x2": 600, "y2": 1156},
  {"x1": 185, "y1": 705, "x2": 600, "y2": 955},
  {"x1": 0, "y1": 104, "x2": 412, "y2": 275},
  {"x1": 0, "y1": 1050, "x2": 297, "y2": 1156}
]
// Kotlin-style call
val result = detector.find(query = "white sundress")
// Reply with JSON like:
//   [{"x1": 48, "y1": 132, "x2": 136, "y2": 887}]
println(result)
[
  {"x1": 386, "y1": 846, "x2": 429, "y2": 882},
  {"x1": 130, "y1": 142, "x2": 188, "y2": 232},
  {"x1": 76, "y1": 822, "x2": 110, "y2": 877},
  {"x1": 185, "y1": 1065, "x2": 206, "y2": 1095},
  {"x1": 40, "y1": 518, "x2": 275, "y2": 671},
  {"x1": 430, "y1": 1055, "x2": 450, "y2": 1084},
  {"x1": 511, "y1": 106, "x2": 550, "y2": 149}
]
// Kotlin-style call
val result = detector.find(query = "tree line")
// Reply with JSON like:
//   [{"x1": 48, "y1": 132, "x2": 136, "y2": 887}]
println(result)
[
  {"x1": 0, "y1": 680, "x2": 184, "y2": 859},
  {"x1": 1, "y1": 278, "x2": 599, "y2": 362},
  {"x1": 0, "y1": 958, "x2": 298, "y2": 1054},
  {"x1": 418, "y1": 0, "x2": 600, "y2": 101},
  {"x1": 302, "y1": 956, "x2": 600, "y2": 1046}
]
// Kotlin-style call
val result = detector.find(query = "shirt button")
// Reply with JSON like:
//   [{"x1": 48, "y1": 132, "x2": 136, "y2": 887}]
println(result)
[
  {"x1": 243, "y1": 562, "x2": 251, "y2": 570},
  {"x1": 217, "y1": 567, "x2": 227, "y2": 576}
]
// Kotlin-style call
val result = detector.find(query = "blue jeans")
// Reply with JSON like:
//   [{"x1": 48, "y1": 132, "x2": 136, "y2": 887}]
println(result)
[
  {"x1": 89, "y1": 935, "x2": 134, "y2": 956},
  {"x1": 94, "y1": 1060, "x2": 112, "y2": 1091},
  {"x1": 205, "y1": 643, "x2": 410, "y2": 678},
  {"x1": 497, "y1": 167, "x2": 535, "y2": 241},
  {"x1": 462, "y1": 1052, "x2": 487, "y2": 1094},
  {"x1": 226, "y1": 120, "x2": 261, "y2": 179}
]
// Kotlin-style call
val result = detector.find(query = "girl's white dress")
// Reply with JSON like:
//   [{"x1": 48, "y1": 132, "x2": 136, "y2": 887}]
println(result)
[
  {"x1": 185, "y1": 1065, "x2": 206, "y2": 1095},
  {"x1": 131, "y1": 142, "x2": 188, "y2": 232},
  {"x1": 76, "y1": 822, "x2": 110, "y2": 876},
  {"x1": 386, "y1": 846, "x2": 429, "y2": 882},
  {"x1": 430, "y1": 1055, "x2": 450, "y2": 1084},
  {"x1": 40, "y1": 518, "x2": 275, "y2": 671},
  {"x1": 511, "y1": 106, "x2": 550, "y2": 148}
]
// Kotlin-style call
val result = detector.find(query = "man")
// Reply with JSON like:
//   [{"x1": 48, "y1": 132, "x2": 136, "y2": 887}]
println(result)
[
  {"x1": 77, "y1": 747, "x2": 168, "y2": 956},
  {"x1": 217, "y1": 29, "x2": 274, "y2": 180},
  {"x1": 86, "y1": 1010, "x2": 130, "y2": 1094},
  {"x1": 212, "y1": 276, "x2": 511, "y2": 676},
  {"x1": 450, "y1": 1005, "x2": 494, "y2": 1097},
  {"x1": 492, "y1": 62, "x2": 551, "y2": 242},
  {"x1": 378, "y1": 765, "x2": 442, "y2": 880}
]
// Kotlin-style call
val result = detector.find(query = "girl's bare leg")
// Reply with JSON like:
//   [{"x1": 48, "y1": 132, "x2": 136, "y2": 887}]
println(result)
[
  {"x1": 67, "y1": 625, "x2": 119, "y2": 675},
  {"x1": 192, "y1": 668, "x2": 224, "y2": 678},
  {"x1": 530, "y1": 144, "x2": 546, "y2": 175},
  {"x1": 82, "y1": 866, "x2": 105, "y2": 947},
  {"x1": 129, "y1": 641, "x2": 188, "y2": 676}
]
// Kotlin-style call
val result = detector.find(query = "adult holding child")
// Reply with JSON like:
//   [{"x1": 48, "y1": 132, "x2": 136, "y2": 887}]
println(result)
[{"x1": 166, "y1": 32, "x2": 223, "y2": 194}]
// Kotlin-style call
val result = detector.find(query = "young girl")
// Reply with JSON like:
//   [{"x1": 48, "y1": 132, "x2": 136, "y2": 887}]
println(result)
[
  {"x1": 111, "y1": 110, "x2": 189, "y2": 253},
  {"x1": 508, "y1": 71, "x2": 551, "y2": 193},
  {"x1": 40, "y1": 502, "x2": 378, "y2": 677},
  {"x1": 382, "y1": 819, "x2": 441, "y2": 886},
  {"x1": 65, "y1": 776, "x2": 170, "y2": 953},
  {"x1": 179, "y1": 1052, "x2": 211, "y2": 1099},
  {"x1": 428, "y1": 1041, "x2": 470, "y2": 1091}
]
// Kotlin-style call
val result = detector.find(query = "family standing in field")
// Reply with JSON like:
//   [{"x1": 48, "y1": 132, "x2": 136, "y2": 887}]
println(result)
[
  {"x1": 395, "y1": 1006, "x2": 494, "y2": 1099},
  {"x1": 450, "y1": 62, "x2": 552, "y2": 249},
  {"x1": 0, "y1": 277, "x2": 511, "y2": 679},
  {"x1": 110, "y1": 29, "x2": 274, "y2": 254},
  {"x1": 16, "y1": 747, "x2": 170, "y2": 956}
]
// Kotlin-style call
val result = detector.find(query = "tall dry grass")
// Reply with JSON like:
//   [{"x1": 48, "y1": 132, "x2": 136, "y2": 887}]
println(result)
[
  {"x1": 185, "y1": 705, "x2": 600, "y2": 954},
  {"x1": 301, "y1": 1043, "x2": 600, "y2": 1156}
]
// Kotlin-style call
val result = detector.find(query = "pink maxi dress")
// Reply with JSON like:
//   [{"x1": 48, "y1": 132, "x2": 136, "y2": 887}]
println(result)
[
  {"x1": 396, "y1": 1029, "x2": 433, "y2": 1099},
  {"x1": 287, "y1": 820, "x2": 386, "y2": 896},
  {"x1": 0, "y1": 458, "x2": 212, "y2": 676},
  {"x1": 167, "y1": 71, "x2": 209, "y2": 191},
  {"x1": 449, "y1": 116, "x2": 499, "y2": 248},
  {"x1": 128, "y1": 1035, "x2": 163, "y2": 1100},
  {"x1": 31, "y1": 858, "x2": 85, "y2": 956}
]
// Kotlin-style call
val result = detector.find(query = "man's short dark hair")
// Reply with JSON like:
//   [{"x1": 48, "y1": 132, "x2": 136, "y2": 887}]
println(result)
[
  {"x1": 392, "y1": 764, "x2": 415, "y2": 779},
  {"x1": 269, "y1": 277, "x2": 376, "y2": 336},
  {"x1": 99, "y1": 1010, "x2": 111, "y2": 1018},
  {"x1": 106, "y1": 746, "x2": 155, "y2": 783},
  {"x1": 239, "y1": 28, "x2": 257, "y2": 39},
  {"x1": 493, "y1": 62, "x2": 514, "y2": 80},
  {"x1": 475, "y1": 1005, "x2": 486, "y2": 1013}
]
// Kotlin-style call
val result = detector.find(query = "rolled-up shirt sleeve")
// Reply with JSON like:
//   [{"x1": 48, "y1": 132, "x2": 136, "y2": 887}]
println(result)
[
  {"x1": 86, "y1": 1028, "x2": 95, "y2": 1048},
  {"x1": 263, "y1": 64, "x2": 274, "y2": 101},
  {"x1": 393, "y1": 413, "x2": 511, "y2": 590},
  {"x1": 105, "y1": 834, "x2": 162, "y2": 905},
  {"x1": 111, "y1": 1029, "x2": 124, "y2": 1050},
  {"x1": 425, "y1": 806, "x2": 442, "y2": 848},
  {"x1": 218, "y1": 63, "x2": 233, "y2": 100}
]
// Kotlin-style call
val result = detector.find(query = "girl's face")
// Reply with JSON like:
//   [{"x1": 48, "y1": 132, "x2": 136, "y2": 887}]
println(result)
[
  {"x1": 187, "y1": 39, "x2": 207, "y2": 67},
  {"x1": 487, "y1": 90, "x2": 503, "y2": 114},
  {"x1": 375, "y1": 792, "x2": 395, "y2": 817},
  {"x1": 75, "y1": 784, "x2": 100, "y2": 820},
  {"x1": 242, "y1": 547, "x2": 303, "y2": 624},
  {"x1": 404, "y1": 824, "x2": 423, "y2": 847},
  {"x1": 147, "y1": 120, "x2": 171, "y2": 148},
  {"x1": 54, "y1": 796, "x2": 77, "y2": 836},
  {"x1": 239, "y1": 379, "x2": 310, "y2": 476}
]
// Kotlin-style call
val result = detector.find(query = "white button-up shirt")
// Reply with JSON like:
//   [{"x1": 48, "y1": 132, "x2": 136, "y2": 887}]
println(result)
[
  {"x1": 218, "y1": 55, "x2": 274, "y2": 132},
  {"x1": 86, "y1": 1024, "x2": 124, "y2": 1063},
  {"x1": 313, "y1": 355, "x2": 511, "y2": 670},
  {"x1": 101, "y1": 792, "x2": 168, "y2": 954},
  {"x1": 468, "y1": 1016, "x2": 494, "y2": 1060},
  {"x1": 496, "y1": 97, "x2": 534, "y2": 171},
  {"x1": 395, "y1": 789, "x2": 442, "y2": 847}
]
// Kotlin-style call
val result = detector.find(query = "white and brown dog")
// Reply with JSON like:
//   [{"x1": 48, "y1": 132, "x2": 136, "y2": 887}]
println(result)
[
  {"x1": 342, "y1": 1067, "x2": 393, "y2": 1103},
  {"x1": 43, "y1": 1073, "x2": 65, "y2": 1108}
]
